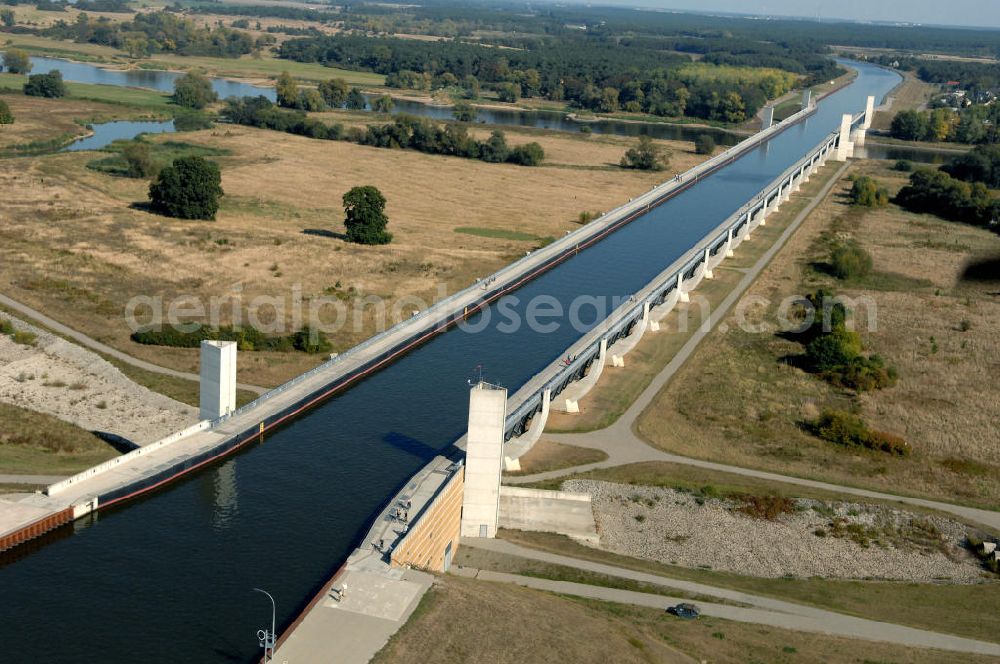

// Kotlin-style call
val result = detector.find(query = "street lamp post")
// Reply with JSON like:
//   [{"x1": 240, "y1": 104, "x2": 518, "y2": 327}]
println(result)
[{"x1": 253, "y1": 588, "x2": 276, "y2": 662}]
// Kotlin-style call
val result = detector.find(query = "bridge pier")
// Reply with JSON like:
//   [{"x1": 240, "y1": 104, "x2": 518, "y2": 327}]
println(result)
[
  {"x1": 725, "y1": 227, "x2": 735, "y2": 257},
  {"x1": 677, "y1": 271, "x2": 689, "y2": 302},
  {"x1": 703, "y1": 247, "x2": 714, "y2": 279}
]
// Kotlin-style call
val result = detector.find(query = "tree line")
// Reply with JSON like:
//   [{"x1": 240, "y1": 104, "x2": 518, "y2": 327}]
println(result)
[
  {"x1": 220, "y1": 95, "x2": 545, "y2": 166},
  {"x1": 277, "y1": 33, "x2": 798, "y2": 123},
  {"x1": 42, "y1": 10, "x2": 269, "y2": 58}
]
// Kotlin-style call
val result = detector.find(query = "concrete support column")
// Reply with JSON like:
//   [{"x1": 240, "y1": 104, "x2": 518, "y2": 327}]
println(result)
[
  {"x1": 853, "y1": 127, "x2": 867, "y2": 147},
  {"x1": 703, "y1": 247, "x2": 714, "y2": 279},
  {"x1": 782, "y1": 178, "x2": 793, "y2": 202},
  {"x1": 862, "y1": 95, "x2": 875, "y2": 130},
  {"x1": 801, "y1": 89, "x2": 813, "y2": 110},
  {"x1": 792, "y1": 169, "x2": 802, "y2": 192},
  {"x1": 461, "y1": 382, "x2": 508, "y2": 538},
  {"x1": 199, "y1": 340, "x2": 236, "y2": 421},
  {"x1": 757, "y1": 202, "x2": 767, "y2": 227},
  {"x1": 677, "y1": 271, "x2": 689, "y2": 303},
  {"x1": 725, "y1": 227, "x2": 734, "y2": 257},
  {"x1": 761, "y1": 105, "x2": 775, "y2": 130},
  {"x1": 834, "y1": 113, "x2": 853, "y2": 161}
]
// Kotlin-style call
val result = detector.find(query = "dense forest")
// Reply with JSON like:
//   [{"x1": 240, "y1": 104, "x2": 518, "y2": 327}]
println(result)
[
  {"x1": 336, "y1": 0, "x2": 1000, "y2": 57},
  {"x1": 278, "y1": 34, "x2": 802, "y2": 122},
  {"x1": 42, "y1": 10, "x2": 269, "y2": 57}
]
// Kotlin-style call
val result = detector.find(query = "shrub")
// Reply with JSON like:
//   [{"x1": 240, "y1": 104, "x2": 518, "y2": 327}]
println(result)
[
  {"x1": 508, "y1": 142, "x2": 544, "y2": 166},
  {"x1": 12, "y1": 330, "x2": 37, "y2": 346},
  {"x1": 292, "y1": 327, "x2": 332, "y2": 354},
  {"x1": 122, "y1": 142, "x2": 157, "y2": 178},
  {"x1": 737, "y1": 493, "x2": 796, "y2": 521},
  {"x1": 829, "y1": 241, "x2": 872, "y2": 280},
  {"x1": 808, "y1": 409, "x2": 909, "y2": 456},
  {"x1": 0, "y1": 99, "x2": 12, "y2": 125},
  {"x1": 172, "y1": 109, "x2": 214, "y2": 131},
  {"x1": 694, "y1": 134, "x2": 716, "y2": 155},
  {"x1": 893, "y1": 159, "x2": 913, "y2": 172},
  {"x1": 24, "y1": 71, "x2": 67, "y2": 98},
  {"x1": 849, "y1": 176, "x2": 889, "y2": 207},
  {"x1": 148, "y1": 155, "x2": 223, "y2": 220},
  {"x1": 823, "y1": 354, "x2": 897, "y2": 392},
  {"x1": 621, "y1": 135, "x2": 667, "y2": 171},
  {"x1": 804, "y1": 328, "x2": 861, "y2": 372}
]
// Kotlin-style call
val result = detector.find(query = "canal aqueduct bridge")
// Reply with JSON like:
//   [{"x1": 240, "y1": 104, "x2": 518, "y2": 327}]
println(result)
[{"x1": 0, "y1": 93, "x2": 873, "y2": 554}]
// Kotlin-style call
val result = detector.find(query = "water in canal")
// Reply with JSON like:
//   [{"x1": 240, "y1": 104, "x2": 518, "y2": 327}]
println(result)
[{"x1": 0, "y1": 62, "x2": 900, "y2": 662}]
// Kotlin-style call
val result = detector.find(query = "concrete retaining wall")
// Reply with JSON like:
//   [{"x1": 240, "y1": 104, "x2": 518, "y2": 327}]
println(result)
[
  {"x1": 391, "y1": 469, "x2": 464, "y2": 572},
  {"x1": 498, "y1": 486, "x2": 598, "y2": 544},
  {"x1": 46, "y1": 420, "x2": 212, "y2": 496}
]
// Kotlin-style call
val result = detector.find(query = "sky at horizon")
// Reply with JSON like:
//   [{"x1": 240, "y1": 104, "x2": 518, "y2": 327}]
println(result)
[{"x1": 588, "y1": 0, "x2": 1000, "y2": 29}]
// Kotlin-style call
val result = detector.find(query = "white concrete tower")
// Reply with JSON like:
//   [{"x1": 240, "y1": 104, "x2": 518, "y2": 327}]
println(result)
[
  {"x1": 460, "y1": 381, "x2": 507, "y2": 538},
  {"x1": 801, "y1": 89, "x2": 813, "y2": 110},
  {"x1": 834, "y1": 114, "x2": 854, "y2": 161},
  {"x1": 761, "y1": 105, "x2": 775, "y2": 130},
  {"x1": 862, "y1": 95, "x2": 876, "y2": 130},
  {"x1": 199, "y1": 340, "x2": 237, "y2": 421}
]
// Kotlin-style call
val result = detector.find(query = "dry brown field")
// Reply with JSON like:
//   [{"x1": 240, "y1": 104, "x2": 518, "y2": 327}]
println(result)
[
  {"x1": 636, "y1": 160, "x2": 1000, "y2": 509},
  {"x1": 370, "y1": 573, "x2": 994, "y2": 664},
  {"x1": 0, "y1": 100, "x2": 700, "y2": 387}
]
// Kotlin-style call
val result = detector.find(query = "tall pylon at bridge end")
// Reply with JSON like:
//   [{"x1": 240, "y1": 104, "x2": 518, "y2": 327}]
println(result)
[{"x1": 460, "y1": 381, "x2": 507, "y2": 538}]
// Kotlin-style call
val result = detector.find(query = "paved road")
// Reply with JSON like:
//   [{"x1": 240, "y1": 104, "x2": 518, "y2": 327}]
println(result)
[
  {"x1": 0, "y1": 293, "x2": 267, "y2": 394},
  {"x1": 461, "y1": 538, "x2": 1000, "y2": 658},
  {"x1": 506, "y1": 162, "x2": 1000, "y2": 534}
]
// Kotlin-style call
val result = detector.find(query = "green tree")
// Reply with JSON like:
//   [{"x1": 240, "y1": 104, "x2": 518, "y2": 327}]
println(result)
[
  {"x1": 495, "y1": 82, "x2": 520, "y2": 103},
  {"x1": 1, "y1": 8, "x2": 15, "y2": 27},
  {"x1": 122, "y1": 141, "x2": 157, "y2": 178},
  {"x1": 0, "y1": 99, "x2": 12, "y2": 125},
  {"x1": 148, "y1": 156, "x2": 224, "y2": 220},
  {"x1": 23, "y1": 71, "x2": 66, "y2": 98},
  {"x1": 343, "y1": 185, "x2": 391, "y2": 245},
  {"x1": 890, "y1": 110, "x2": 928, "y2": 141},
  {"x1": 2, "y1": 48, "x2": 31, "y2": 75},
  {"x1": 849, "y1": 176, "x2": 889, "y2": 207},
  {"x1": 372, "y1": 94, "x2": 394, "y2": 113},
  {"x1": 620, "y1": 136, "x2": 667, "y2": 171},
  {"x1": 172, "y1": 71, "x2": 217, "y2": 110},
  {"x1": 452, "y1": 101, "x2": 477, "y2": 122},
  {"x1": 694, "y1": 134, "x2": 715, "y2": 155},
  {"x1": 296, "y1": 89, "x2": 325, "y2": 111},
  {"x1": 317, "y1": 78, "x2": 348, "y2": 107},
  {"x1": 275, "y1": 71, "x2": 298, "y2": 108},
  {"x1": 598, "y1": 87, "x2": 620, "y2": 113},
  {"x1": 345, "y1": 87, "x2": 367, "y2": 110}
]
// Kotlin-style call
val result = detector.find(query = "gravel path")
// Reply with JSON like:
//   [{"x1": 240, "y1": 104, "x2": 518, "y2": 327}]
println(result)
[
  {"x1": 0, "y1": 313, "x2": 197, "y2": 445},
  {"x1": 566, "y1": 479, "x2": 986, "y2": 583}
]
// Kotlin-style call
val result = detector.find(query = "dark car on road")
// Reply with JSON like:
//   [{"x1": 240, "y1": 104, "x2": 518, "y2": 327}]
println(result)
[{"x1": 667, "y1": 603, "x2": 701, "y2": 619}]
